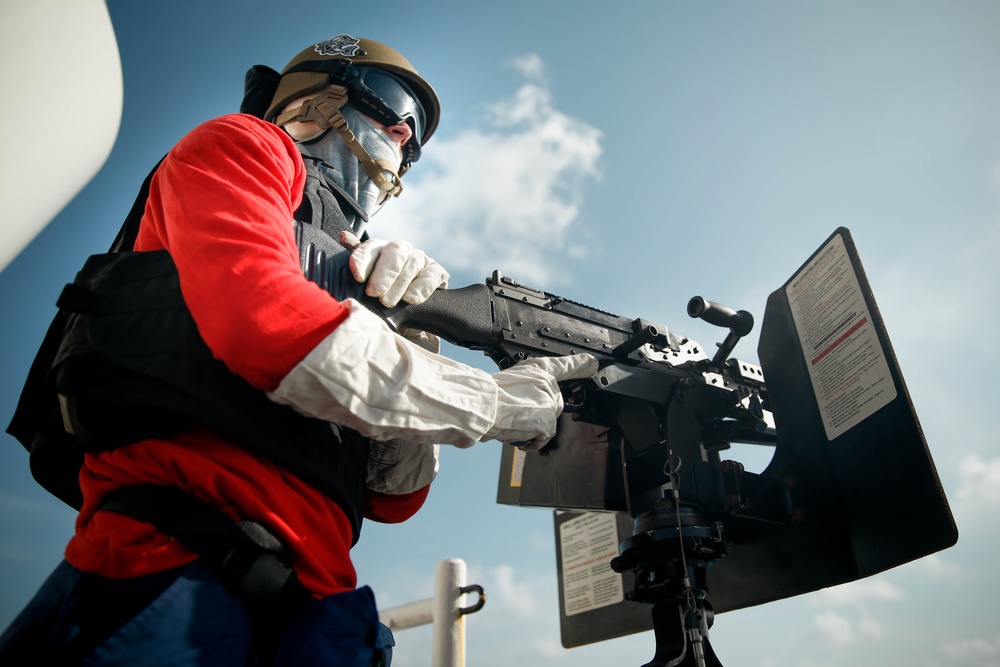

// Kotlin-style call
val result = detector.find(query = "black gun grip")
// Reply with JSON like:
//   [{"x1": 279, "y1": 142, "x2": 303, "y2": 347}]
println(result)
[{"x1": 381, "y1": 284, "x2": 498, "y2": 349}]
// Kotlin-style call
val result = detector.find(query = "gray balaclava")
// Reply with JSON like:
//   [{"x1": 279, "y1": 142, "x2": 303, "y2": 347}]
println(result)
[{"x1": 294, "y1": 105, "x2": 404, "y2": 221}]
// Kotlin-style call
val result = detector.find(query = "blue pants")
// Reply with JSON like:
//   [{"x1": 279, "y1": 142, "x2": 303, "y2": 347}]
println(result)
[{"x1": 0, "y1": 559, "x2": 394, "y2": 666}]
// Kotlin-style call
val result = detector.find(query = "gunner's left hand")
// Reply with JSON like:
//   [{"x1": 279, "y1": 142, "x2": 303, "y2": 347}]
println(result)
[{"x1": 339, "y1": 231, "x2": 450, "y2": 307}]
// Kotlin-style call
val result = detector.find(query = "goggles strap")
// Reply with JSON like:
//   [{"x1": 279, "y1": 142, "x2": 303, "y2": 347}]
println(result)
[{"x1": 275, "y1": 85, "x2": 403, "y2": 199}]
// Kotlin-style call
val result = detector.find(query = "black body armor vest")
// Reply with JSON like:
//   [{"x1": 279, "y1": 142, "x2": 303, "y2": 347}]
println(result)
[{"x1": 7, "y1": 158, "x2": 372, "y2": 542}]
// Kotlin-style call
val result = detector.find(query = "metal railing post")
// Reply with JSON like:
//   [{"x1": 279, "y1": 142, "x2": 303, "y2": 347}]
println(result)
[
  {"x1": 378, "y1": 558, "x2": 485, "y2": 667},
  {"x1": 432, "y1": 558, "x2": 464, "y2": 667}
]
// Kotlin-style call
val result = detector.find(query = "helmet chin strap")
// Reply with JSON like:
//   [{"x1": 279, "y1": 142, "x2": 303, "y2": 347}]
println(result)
[{"x1": 274, "y1": 84, "x2": 404, "y2": 200}]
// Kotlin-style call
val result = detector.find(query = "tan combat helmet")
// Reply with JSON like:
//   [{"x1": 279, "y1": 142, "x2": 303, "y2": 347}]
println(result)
[{"x1": 266, "y1": 35, "x2": 440, "y2": 195}]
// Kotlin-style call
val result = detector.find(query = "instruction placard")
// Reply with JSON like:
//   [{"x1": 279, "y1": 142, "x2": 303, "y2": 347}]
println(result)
[
  {"x1": 786, "y1": 233, "x2": 896, "y2": 440},
  {"x1": 559, "y1": 512, "x2": 623, "y2": 616}
]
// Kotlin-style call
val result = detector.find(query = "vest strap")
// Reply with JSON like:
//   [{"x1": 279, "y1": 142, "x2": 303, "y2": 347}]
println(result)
[{"x1": 100, "y1": 485, "x2": 314, "y2": 612}]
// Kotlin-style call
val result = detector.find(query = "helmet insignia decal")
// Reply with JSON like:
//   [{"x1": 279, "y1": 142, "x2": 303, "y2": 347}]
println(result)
[{"x1": 314, "y1": 34, "x2": 367, "y2": 58}]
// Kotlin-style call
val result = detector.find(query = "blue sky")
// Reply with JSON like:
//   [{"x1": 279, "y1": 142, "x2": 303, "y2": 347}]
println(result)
[{"x1": 2, "y1": 1, "x2": 999, "y2": 666}]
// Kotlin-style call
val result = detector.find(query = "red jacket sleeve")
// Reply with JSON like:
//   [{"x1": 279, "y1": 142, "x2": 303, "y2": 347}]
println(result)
[
  {"x1": 134, "y1": 114, "x2": 350, "y2": 391},
  {"x1": 364, "y1": 485, "x2": 431, "y2": 523}
]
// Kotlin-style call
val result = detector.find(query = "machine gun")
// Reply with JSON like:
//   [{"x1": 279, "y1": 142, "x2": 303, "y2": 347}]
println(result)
[
  {"x1": 380, "y1": 269, "x2": 785, "y2": 517},
  {"x1": 336, "y1": 270, "x2": 776, "y2": 666},
  {"x1": 312, "y1": 228, "x2": 957, "y2": 667}
]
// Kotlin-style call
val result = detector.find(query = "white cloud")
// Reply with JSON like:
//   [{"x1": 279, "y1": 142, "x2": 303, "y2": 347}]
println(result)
[
  {"x1": 916, "y1": 553, "x2": 964, "y2": 580},
  {"x1": 470, "y1": 562, "x2": 545, "y2": 619},
  {"x1": 808, "y1": 577, "x2": 900, "y2": 646},
  {"x1": 813, "y1": 609, "x2": 884, "y2": 646},
  {"x1": 456, "y1": 560, "x2": 573, "y2": 665},
  {"x1": 507, "y1": 53, "x2": 547, "y2": 83},
  {"x1": 814, "y1": 610, "x2": 854, "y2": 645},
  {"x1": 372, "y1": 55, "x2": 602, "y2": 287},
  {"x1": 940, "y1": 634, "x2": 1000, "y2": 663},
  {"x1": 958, "y1": 454, "x2": 1000, "y2": 503},
  {"x1": 811, "y1": 577, "x2": 905, "y2": 607}
]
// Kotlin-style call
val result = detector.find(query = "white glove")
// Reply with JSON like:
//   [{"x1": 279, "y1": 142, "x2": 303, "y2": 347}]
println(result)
[
  {"x1": 484, "y1": 355, "x2": 600, "y2": 450},
  {"x1": 339, "y1": 231, "x2": 449, "y2": 307},
  {"x1": 267, "y1": 300, "x2": 598, "y2": 449},
  {"x1": 367, "y1": 441, "x2": 439, "y2": 495}
]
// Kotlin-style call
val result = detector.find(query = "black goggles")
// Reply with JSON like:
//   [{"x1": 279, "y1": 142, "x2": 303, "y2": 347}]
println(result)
[{"x1": 342, "y1": 67, "x2": 426, "y2": 163}]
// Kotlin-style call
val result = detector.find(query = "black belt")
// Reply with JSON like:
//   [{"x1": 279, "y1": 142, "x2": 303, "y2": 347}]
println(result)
[{"x1": 99, "y1": 484, "x2": 313, "y2": 613}]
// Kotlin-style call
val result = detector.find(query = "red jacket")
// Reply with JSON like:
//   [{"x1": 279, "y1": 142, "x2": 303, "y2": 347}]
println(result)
[{"x1": 65, "y1": 113, "x2": 428, "y2": 597}]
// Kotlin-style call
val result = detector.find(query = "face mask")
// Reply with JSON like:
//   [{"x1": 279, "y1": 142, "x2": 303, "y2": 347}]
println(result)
[{"x1": 294, "y1": 105, "x2": 402, "y2": 218}]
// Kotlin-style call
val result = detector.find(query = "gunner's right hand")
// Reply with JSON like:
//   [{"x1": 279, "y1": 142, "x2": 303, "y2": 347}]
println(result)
[{"x1": 482, "y1": 354, "x2": 599, "y2": 450}]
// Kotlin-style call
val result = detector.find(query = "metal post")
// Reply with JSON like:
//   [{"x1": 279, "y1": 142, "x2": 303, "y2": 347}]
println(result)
[
  {"x1": 432, "y1": 558, "x2": 465, "y2": 667},
  {"x1": 378, "y1": 558, "x2": 485, "y2": 667}
]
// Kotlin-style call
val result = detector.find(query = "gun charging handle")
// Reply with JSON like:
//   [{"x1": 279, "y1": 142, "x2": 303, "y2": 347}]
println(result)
[{"x1": 687, "y1": 296, "x2": 754, "y2": 366}]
